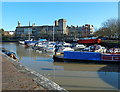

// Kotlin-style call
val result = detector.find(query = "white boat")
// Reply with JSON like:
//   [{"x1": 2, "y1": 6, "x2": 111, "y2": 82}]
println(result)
[
  {"x1": 57, "y1": 43, "x2": 74, "y2": 53},
  {"x1": 33, "y1": 41, "x2": 56, "y2": 53},
  {"x1": 36, "y1": 42, "x2": 47, "y2": 48},
  {"x1": 74, "y1": 44, "x2": 86, "y2": 51},
  {"x1": 36, "y1": 49, "x2": 42, "y2": 53},
  {"x1": 45, "y1": 44, "x2": 55, "y2": 53},
  {"x1": 81, "y1": 45, "x2": 107, "y2": 53},
  {"x1": 63, "y1": 47, "x2": 74, "y2": 52},
  {"x1": 63, "y1": 42, "x2": 71, "y2": 46},
  {"x1": 19, "y1": 39, "x2": 33, "y2": 45},
  {"x1": 33, "y1": 42, "x2": 47, "y2": 52},
  {"x1": 89, "y1": 45, "x2": 107, "y2": 53},
  {"x1": 107, "y1": 48, "x2": 120, "y2": 53},
  {"x1": 19, "y1": 40, "x2": 25, "y2": 44},
  {"x1": 75, "y1": 44, "x2": 86, "y2": 48}
]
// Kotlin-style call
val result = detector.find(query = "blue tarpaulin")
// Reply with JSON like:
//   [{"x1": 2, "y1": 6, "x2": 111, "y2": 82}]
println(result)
[
  {"x1": 64, "y1": 51, "x2": 101, "y2": 61},
  {"x1": 39, "y1": 39, "x2": 47, "y2": 41}
]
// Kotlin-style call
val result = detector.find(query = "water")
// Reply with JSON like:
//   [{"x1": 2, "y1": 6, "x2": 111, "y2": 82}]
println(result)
[{"x1": 2, "y1": 42, "x2": 120, "y2": 90}]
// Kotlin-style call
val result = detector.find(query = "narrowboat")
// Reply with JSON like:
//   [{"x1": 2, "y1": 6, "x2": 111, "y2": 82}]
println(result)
[{"x1": 53, "y1": 51, "x2": 120, "y2": 63}]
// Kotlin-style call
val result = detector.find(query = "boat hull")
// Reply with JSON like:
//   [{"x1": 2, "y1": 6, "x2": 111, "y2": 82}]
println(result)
[
  {"x1": 77, "y1": 39, "x2": 101, "y2": 44},
  {"x1": 53, "y1": 55, "x2": 120, "y2": 64},
  {"x1": 24, "y1": 41, "x2": 37, "y2": 46}
]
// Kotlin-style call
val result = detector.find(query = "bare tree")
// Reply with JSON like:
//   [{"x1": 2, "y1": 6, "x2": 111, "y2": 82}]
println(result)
[{"x1": 0, "y1": 28, "x2": 4, "y2": 36}]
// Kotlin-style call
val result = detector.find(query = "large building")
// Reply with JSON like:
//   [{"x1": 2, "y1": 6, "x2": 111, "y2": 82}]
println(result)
[
  {"x1": 15, "y1": 19, "x2": 67, "y2": 39},
  {"x1": 66, "y1": 24, "x2": 94, "y2": 40},
  {"x1": 15, "y1": 19, "x2": 94, "y2": 41}
]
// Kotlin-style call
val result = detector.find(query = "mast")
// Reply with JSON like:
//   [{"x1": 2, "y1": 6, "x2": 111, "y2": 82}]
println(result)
[
  {"x1": 28, "y1": 21, "x2": 30, "y2": 41},
  {"x1": 53, "y1": 26, "x2": 54, "y2": 42},
  {"x1": 29, "y1": 21, "x2": 30, "y2": 26},
  {"x1": 28, "y1": 31, "x2": 30, "y2": 41},
  {"x1": 74, "y1": 30, "x2": 76, "y2": 39}
]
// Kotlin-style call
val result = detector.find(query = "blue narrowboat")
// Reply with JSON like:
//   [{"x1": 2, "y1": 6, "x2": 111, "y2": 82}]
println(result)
[{"x1": 53, "y1": 51, "x2": 120, "y2": 63}]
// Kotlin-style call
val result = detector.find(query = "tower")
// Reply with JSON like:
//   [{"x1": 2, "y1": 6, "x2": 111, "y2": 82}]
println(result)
[
  {"x1": 55, "y1": 20, "x2": 58, "y2": 26},
  {"x1": 58, "y1": 19, "x2": 67, "y2": 34}
]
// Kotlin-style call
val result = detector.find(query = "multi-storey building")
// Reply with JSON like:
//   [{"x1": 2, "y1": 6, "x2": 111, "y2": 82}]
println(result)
[
  {"x1": 67, "y1": 24, "x2": 94, "y2": 40},
  {"x1": 15, "y1": 19, "x2": 94, "y2": 41},
  {"x1": 15, "y1": 19, "x2": 67, "y2": 39},
  {"x1": 82, "y1": 24, "x2": 94, "y2": 37}
]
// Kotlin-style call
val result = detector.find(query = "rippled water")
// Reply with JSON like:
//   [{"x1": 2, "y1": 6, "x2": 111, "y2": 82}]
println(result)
[{"x1": 2, "y1": 42, "x2": 120, "y2": 90}]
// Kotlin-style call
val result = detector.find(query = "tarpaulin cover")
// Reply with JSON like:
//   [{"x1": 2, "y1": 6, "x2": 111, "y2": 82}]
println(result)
[
  {"x1": 39, "y1": 39, "x2": 47, "y2": 41},
  {"x1": 64, "y1": 51, "x2": 101, "y2": 61}
]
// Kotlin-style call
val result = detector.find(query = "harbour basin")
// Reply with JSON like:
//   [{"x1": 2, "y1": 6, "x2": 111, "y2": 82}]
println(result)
[{"x1": 2, "y1": 42, "x2": 120, "y2": 90}]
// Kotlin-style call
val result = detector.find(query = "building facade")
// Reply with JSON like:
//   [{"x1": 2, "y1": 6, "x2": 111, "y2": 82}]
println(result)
[
  {"x1": 15, "y1": 19, "x2": 94, "y2": 41},
  {"x1": 82, "y1": 24, "x2": 94, "y2": 37},
  {"x1": 4, "y1": 31, "x2": 15, "y2": 36},
  {"x1": 67, "y1": 24, "x2": 94, "y2": 40}
]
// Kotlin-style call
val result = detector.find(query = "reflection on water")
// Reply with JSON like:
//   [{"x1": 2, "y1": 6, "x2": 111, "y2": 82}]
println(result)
[
  {"x1": 16, "y1": 44, "x2": 52, "y2": 58},
  {"x1": 98, "y1": 72, "x2": 119, "y2": 89},
  {"x1": 2, "y1": 42, "x2": 120, "y2": 90}
]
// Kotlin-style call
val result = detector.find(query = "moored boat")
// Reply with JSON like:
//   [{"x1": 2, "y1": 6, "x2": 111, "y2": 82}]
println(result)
[
  {"x1": 45, "y1": 44, "x2": 55, "y2": 53},
  {"x1": 77, "y1": 37, "x2": 101, "y2": 44},
  {"x1": 53, "y1": 51, "x2": 120, "y2": 63},
  {"x1": 56, "y1": 43, "x2": 74, "y2": 53},
  {"x1": 74, "y1": 44, "x2": 86, "y2": 51},
  {"x1": 19, "y1": 40, "x2": 25, "y2": 44},
  {"x1": 24, "y1": 40, "x2": 38, "y2": 46}
]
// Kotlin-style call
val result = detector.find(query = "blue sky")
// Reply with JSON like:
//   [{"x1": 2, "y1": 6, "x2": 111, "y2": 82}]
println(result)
[{"x1": 2, "y1": 2, "x2": 118, "y2": 31}]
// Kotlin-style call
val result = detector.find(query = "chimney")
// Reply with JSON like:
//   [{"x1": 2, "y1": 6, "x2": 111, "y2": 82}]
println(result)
[{"x1": 18, "y1": 21, "x2": 21, "y2": 27}]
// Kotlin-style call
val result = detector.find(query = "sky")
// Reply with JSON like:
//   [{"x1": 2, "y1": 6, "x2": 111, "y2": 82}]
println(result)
[{"x1": 1, "y1": 2, "x2": 118, "y2": 31}]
